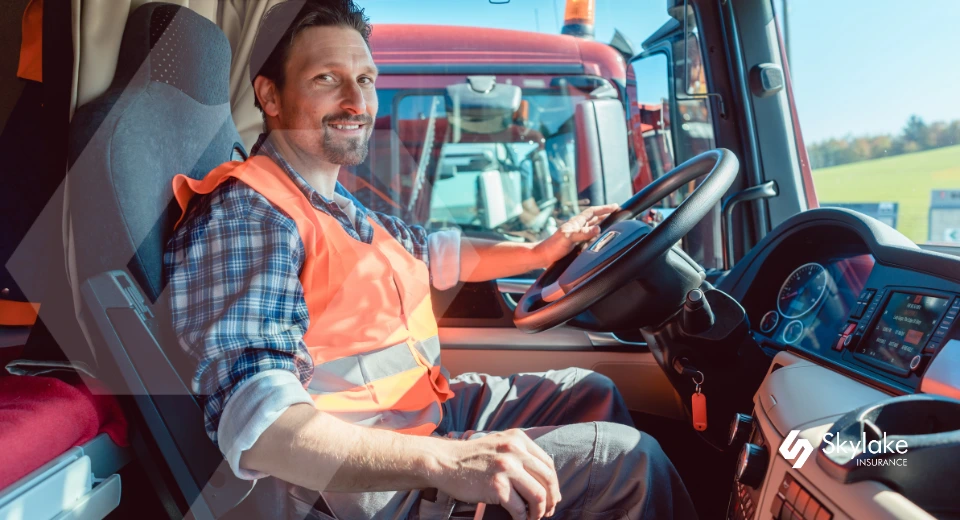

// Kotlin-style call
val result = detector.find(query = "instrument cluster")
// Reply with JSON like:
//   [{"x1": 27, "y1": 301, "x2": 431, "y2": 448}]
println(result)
[{"x1": 753, "y1": 255, "x2": 875, "y2": 352}]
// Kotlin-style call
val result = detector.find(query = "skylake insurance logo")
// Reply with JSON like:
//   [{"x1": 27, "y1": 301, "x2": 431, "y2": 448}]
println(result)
[
  {"x1": 779, "y1": 431, "x2": 815, "y2": 468},
  {"x1": 779, "y1": 430, "x2": 909, "y2": 468}
]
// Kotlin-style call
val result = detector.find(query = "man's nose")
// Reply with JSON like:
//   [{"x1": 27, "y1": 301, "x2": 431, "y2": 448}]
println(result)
[{"x1": 340, "y1": 80, "x2": 366, "y2": 115}]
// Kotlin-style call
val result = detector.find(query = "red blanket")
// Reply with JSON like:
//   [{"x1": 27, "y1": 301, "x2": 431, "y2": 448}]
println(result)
[{"x1": 0, "y1": 373, "x2": 129, "y2": 489}]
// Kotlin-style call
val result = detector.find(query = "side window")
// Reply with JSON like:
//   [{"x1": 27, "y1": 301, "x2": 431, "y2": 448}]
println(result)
[{"x1": 629, "y1": 13, "x2": 723, "y2": 269}]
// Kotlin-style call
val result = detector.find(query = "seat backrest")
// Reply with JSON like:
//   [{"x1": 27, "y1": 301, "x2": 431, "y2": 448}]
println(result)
[
  {"x1": 68, "y1": 2, "x2": 245, "y2": 301},
  {"x1": 66, "y1": 4, "x2": 252, "y2": 518}
]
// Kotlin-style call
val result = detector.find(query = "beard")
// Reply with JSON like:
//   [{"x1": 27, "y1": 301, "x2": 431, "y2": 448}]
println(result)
[{"x1": 320, "y1": 112, "x2": 374, "y2": 165}]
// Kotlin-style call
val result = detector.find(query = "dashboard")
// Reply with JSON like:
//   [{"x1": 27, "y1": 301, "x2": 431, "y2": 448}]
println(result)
[
  {"x1": 721, "y1": 208, "x2": 960, "y2": 396},
  {"x1": 717, "y1": 208, "x2": 960, "y2": 520}
]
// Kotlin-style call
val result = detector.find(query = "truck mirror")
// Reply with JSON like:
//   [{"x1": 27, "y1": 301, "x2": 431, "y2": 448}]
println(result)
[{"x1": 573, "y1": 99, "x2": 632, "y2": 206}]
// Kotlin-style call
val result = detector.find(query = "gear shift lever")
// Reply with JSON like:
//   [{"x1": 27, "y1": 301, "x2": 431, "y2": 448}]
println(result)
[{"x1": 682, "y1": 289, "x2": 715, "y2": 335}]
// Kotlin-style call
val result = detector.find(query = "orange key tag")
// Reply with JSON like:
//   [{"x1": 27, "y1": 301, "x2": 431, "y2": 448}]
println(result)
[{"x1": 691, "y1": 371, "x2": 708, "y2": 431}]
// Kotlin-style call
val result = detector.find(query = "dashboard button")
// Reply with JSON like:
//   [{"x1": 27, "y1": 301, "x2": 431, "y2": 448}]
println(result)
[
  {"x1": 909, "y1": 355, "x2": 922, "y2": 371},
  {"x1": 794, "y1": 490, "x2": 811, "y2": 515},
  {"x1": 803, "y1": 500, "x2": 822, "y2": 520},
  {"x1": 771, "y1": 496, "x2": 785, "y2": 517},
  {"x1": 736, "y1": 443, "x2": 769, "y2": 488},
  {"x1": 850, "y1": 302, "x2": 866, "y2": 319},
  {"x1": 729, "y1": 413, "x2": 754, "y2": 446},
  {"x1": 925, "y1": 342, "x2": 940, "y2": 354},
  {"x1": 833, "y1": 336, "x2": 845, "y2": 351},
  {"x1": 785, "y1": 480, "x2": 801, "y2": 504},
  {"x1": 780, "y1": 473, "x2": 793, "y2": 493}
]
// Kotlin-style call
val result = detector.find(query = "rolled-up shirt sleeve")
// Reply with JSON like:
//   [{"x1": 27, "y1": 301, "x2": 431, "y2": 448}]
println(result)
[
  {"x1": 369, "y1": 211, "x2": 462, "y2": 291},
  {"x1": 164, "y1": 180, "x2": 315, "y2": 479},
  {"x1": 427, "y1": 229, "x2": 462, "y2": 290}
]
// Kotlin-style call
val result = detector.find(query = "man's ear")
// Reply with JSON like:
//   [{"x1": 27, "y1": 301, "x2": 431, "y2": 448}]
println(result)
[{"x1": 254, "y1": 76, "x2": 281, "y2": 118}]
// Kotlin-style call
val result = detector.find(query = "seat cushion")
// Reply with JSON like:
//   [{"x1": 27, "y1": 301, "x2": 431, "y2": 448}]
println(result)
[{"x1": 0, "y1": 374, "x2": 129, "y2": 489}]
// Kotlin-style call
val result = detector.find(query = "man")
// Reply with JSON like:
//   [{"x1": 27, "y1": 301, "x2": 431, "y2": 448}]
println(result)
[{"x1": 164, "y1": 1, "x2": 696, "y2": 519}]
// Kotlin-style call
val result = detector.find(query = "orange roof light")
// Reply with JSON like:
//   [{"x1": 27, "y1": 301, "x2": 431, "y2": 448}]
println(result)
[
  {"x1": 564, "y1": 0, "x2": 595, "y2": 25},
  {"x1": 561, "y1": 0, "x2": 595, "y2": 39}
]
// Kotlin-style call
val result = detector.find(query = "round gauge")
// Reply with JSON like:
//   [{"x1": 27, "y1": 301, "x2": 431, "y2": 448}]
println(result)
[
  {"x1": 782, "y1": 320, "x2": 804, "y2": 344},
  {"x1": 758, "y1": 310, "x2": 779, "y2": 334},
  {"x1": 777, "y1": 262, "x2": 829, "y2": 319}
]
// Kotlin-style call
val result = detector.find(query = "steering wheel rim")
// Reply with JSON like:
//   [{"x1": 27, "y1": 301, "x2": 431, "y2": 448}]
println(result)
[{"x1": 513, "y1": 148, "x2": 740, "y2": 333}]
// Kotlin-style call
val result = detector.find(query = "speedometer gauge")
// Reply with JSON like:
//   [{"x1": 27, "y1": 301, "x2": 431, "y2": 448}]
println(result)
[{"x1": 778, "y1": 262, "x2": 828, "y2": 319}]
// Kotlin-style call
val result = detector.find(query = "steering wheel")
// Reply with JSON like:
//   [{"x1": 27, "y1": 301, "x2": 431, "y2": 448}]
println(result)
[{"x1": 513, "y1": 149, "x2": 740, "y2": 333}]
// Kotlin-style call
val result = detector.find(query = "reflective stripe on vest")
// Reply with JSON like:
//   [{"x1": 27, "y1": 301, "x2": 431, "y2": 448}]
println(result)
[{"x1": 173, "y1": 156, "x2": 454, "y2": 435}]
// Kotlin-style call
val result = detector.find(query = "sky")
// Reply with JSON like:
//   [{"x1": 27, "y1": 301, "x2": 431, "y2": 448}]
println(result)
[{"x1": 364, "y1": 0, "x2": 960, "y2": 144}]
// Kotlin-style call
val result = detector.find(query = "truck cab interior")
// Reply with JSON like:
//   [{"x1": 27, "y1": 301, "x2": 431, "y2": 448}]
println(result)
[{"x1": 1, "y1": 1, "x2": 959, "y2": 519}]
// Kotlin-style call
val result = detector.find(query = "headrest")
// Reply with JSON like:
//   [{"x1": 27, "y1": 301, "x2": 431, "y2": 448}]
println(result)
[{"x1": 114, "y1": 3, "x2": 231, "y2": 105}]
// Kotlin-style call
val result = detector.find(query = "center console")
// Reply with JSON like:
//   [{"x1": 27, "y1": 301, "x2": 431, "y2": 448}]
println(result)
[{"x1": 725, "y1": 349, "x2": 959, "y2": 520}]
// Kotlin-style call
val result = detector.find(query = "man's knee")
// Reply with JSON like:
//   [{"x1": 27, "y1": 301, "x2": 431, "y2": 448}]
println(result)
[
  {"x1": 573, "y1": 369, "x2": 633, "y2": 425},
  {"x1": 578, "y1": 369, "x2": 619, "y2": 397},
  {"x1": 596, "y1": 422, "x2": 668, "y2": 471}
]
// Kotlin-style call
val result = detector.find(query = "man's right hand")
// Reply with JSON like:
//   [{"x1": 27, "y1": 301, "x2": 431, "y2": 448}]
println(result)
[{"x1": 432, "y1": 429, "x2": 561, "y2": 520}]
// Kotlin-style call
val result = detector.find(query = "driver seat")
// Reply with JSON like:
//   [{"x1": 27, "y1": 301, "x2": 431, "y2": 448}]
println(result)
[{"x1": 66, "y1": 4, "x2": 254, "y2": 517}]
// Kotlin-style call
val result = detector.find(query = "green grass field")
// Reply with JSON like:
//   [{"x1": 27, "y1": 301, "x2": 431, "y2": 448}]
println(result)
[{"x1": 813, "y1": 144, "x2": 960, "y2": 243}]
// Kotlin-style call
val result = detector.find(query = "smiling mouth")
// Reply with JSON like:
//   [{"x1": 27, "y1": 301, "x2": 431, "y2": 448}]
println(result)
[{"x1": 328, "y1": 123, "x2": 365, "y2": 131}]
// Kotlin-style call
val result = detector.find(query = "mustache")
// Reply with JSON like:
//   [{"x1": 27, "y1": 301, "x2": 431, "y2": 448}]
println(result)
[{"x1": 322, "y1": 113, "x2": 374, "y2": 125}]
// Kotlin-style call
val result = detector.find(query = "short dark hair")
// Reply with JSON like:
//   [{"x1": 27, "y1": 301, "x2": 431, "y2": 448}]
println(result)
[{"x1": 250, "y1": 0, "x2": 372, "y2": 113}]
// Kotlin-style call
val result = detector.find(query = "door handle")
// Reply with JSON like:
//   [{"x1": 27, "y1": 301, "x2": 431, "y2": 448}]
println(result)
[
  {"x1": 585, "y1": 331, "x2": 647, "y2": 348},
  {"x1": 497, "y1": 278, "x2": 534, "y2": 309},
  {"x1": 497, "y1": 278, "x2": 534, "y2": 294}
]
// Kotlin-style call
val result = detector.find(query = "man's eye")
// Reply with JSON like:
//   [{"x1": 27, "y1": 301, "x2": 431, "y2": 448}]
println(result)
[
  {"x1": 358, "y1": 76, "x2": 375, "y2": 85},
  {"x1": 315, "y1": 74, "x2": 334, "y2": 82}
]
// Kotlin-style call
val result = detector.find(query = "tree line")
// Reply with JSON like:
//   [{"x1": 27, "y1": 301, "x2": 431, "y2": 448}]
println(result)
[{"x1": 809, "y1": 115, "x2": 960, "y2": 169}]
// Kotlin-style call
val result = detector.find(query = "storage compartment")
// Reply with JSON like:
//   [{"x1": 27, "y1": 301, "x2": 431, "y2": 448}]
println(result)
[
  {"x1": 816, "y1": 394, "x2": 960, "y2": 516},
  {"x1": 0, "y1": 434, "x2": 128, "y2": 520}
]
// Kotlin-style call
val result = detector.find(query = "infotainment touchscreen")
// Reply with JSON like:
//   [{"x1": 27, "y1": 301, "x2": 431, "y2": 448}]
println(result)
[{"x1": 860, "y1": 292, "x2": 950, "y2": 371}]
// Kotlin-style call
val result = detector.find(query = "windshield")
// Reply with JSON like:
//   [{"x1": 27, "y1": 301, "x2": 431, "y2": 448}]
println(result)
[
  {"x1": 780, "y1": 0, "x2": 960, "y2": 245},
  {"x1": 351, "y1": 81, "x2": 600, "y2": 239},
  {"x1": 349, "y1": 2, "x2": 676, "y2": 245}
]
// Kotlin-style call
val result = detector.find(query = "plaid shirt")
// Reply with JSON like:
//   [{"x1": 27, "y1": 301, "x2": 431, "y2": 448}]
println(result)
[{"x1": 164, "y1": 134, "x2": 433, "y2": 445}]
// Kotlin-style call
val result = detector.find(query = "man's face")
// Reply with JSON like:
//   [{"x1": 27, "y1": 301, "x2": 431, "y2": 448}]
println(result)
[{"x1": 268, "y1": 25, "x2": 378, "y2": 166}]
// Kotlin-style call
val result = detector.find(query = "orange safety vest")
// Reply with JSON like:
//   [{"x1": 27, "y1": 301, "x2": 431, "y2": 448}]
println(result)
[{"x1": 173, "y1": 156, "x2": 454, "y2": 435}]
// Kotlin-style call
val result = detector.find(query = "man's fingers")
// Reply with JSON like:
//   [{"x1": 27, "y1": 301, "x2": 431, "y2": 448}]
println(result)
[
  {"x1": 519, "y1": 434, "x2": 557, "y2": 475},
  {"x1": 573, "y1": 204, "x2": 618, "y2": 228},
  {"x1": 518, "y1": 435, "x2": 561, "y2": 514},
  {"x1": 595, "y1": 203, "x2": 620, "y2": 215},
  {"x1": 499, "y1": 485, "x2": 528, "y2": 520},
  {"x1": 510, "y1": 470, "x2": 548, "y2": 520},
  {"x1": 520, "y1": 455, "x2": 561, "y2": 517}
]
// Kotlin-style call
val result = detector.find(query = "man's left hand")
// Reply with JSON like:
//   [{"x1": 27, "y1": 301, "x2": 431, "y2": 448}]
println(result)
[{"x1": 534, "y1": 204, "x2": 620, "y2": 266}]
